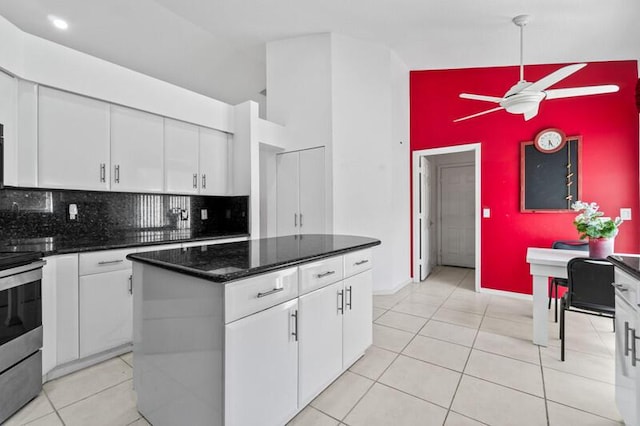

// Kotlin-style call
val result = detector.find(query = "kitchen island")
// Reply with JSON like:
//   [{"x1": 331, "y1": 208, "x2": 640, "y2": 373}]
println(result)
[{"x1": 127, "y1": 234, "x2": 380, "y2": 426}]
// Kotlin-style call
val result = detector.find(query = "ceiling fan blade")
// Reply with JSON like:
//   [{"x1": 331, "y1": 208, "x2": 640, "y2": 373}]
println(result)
[
  {"x1": 453, "y1": 106, "x2": 504, "y2": 123},
  {"x1": 527, "y1": 63, "x2": 587, "y2": 92},
  {"x1": 544, "y1": 84, "x2": 619, "y2": 99},
  {"x1": 523, "y1": 104, "x2": 539, "y2": 121},
  {"x1": 460, "y1": 93, "x2": 504, "y2": 103}
]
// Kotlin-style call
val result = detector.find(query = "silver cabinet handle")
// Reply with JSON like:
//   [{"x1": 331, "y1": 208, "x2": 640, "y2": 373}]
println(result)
[
  {"x1": 100, "y1": 163, "x2": 106, "y2": 182},
  {"x1": 202, "y1": 174, "x2": 206, "y2": 189},
  {"x1": 98, "y1": 259, "x2": 124, "y2": 265},
  {"x1": 193, "y1": 173, "x2": 198, "y2": 189},
  {"x1": 355, "y1": 259, "x2": 369, "y2": 266},
  {"x1": 337, "y1": 289, "x2": 344, "y2": 314},
  {"x1": 317, "y1": 270, "x2": 335, "y2": 279},
  {"x1": 294, "y1": 213, "x2": 298, "y2": 227},
  {"x1": 128, "y1": 275, "x2": 133, "y2": 295},
  {"x1": 291, "y1": 310, "x2": 298, "y2": 341},
  {"x1": 114, "y1": 165, "x2": 120, "y2": 183},
  {"x1": 633, "y1": 327, "x2": 638, "y2": 367},
  {"x1": 257, "y1": 287, "x2": 284, "y2": 298},
  {"x1": 612, "y1": 283, "x2": 629, "y2": 292},
  {"x1": 346, "y1": 286, "x2": 352, "y2": 310},
  {"x1": 300, "y1": 213, "x2": 303, "y2": 227}
]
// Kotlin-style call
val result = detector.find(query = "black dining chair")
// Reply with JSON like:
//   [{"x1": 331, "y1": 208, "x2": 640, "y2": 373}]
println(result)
[
  {"x1": 559, "y1": 257, "x2": 615, "y2": 361},
  {"x1": 548, "y1": 240, "x2": 589, "y2": 322}
]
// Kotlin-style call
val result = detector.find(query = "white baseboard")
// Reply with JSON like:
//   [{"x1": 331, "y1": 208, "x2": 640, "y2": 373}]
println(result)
[
  {"x1": 43, "y1": 343, "x2": 132, "y2": 383},
  {"x1": 373, "y1": 278, "x2": 413, "y2": 296},
  {"x1": 479, "y1": 287, "x2": 533, "y2": 301}
]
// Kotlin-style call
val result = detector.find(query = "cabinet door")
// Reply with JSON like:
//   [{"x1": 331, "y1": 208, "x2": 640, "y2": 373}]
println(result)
[
  {"x1": 164, "y1": 118, "x2": 199, "y2": 194},
  {"x1": 276, "y1": 152, "x2": 300, "y2": 236},
  {"x1": 225, "y1": 299, "x2": 298, "y2": 426},
  {"x1": 111, "y1": 106, "x2": 163, "y2": 192},
  {"x1": 299, "y1": 147, "x2": 325, "y2": 234},
  {"x1": 199, "y1": 127, "x2": 229, "y2": 195},
  {"x1": 298, "y1": 281, "x2": 343, "y2": 406},
  {"x1": 343, "y1": 269, "x2": 373, "y2": 368},
  {"x1": 38, "y1": 87, "x2": 110, "y2": 190},
  {"x1": 0, "y1": 72, "x2": 17, "y2": 186},
  {"x1": 615, "y1": 292, "x2": 638, "y2": 426},
  {"x1": 79, "y1": 269, "x2": 133, "y2": 358}
]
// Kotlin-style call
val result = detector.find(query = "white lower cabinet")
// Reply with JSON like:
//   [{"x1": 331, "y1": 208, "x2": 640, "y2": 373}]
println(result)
[
  {"x1": 298, "y1": 281, "x2": 344, "y2": 406},
  {"x1": 225, "y1": 299, "x2": 299, "y2": 426},
  {"x1": 343, "y1": 269, "x2": 373, "y2": 368},
  {"x1": 79, "y1": 269, "x2": 133, "y2": 357}
]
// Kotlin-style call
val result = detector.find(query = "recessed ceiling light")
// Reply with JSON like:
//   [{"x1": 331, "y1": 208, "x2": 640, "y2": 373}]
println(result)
[{"x1": 47, "y1": 15, "x2": 68, "y2": 30}]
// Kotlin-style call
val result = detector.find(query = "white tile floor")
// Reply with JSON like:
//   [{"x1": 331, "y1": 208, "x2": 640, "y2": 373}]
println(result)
[{"x1": 5, "y1": 266, "x2": 623, "y2": 425}]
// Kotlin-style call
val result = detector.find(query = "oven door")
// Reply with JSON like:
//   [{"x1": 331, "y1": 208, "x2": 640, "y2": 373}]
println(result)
[{"x1": 0, "y1": 261, "x2": 45, "y2": 373}]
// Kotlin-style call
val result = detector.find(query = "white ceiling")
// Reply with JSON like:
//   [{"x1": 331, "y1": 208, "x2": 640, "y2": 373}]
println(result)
[{"x1": 0, "y1": 0, "x2": 638, "y2": 106}]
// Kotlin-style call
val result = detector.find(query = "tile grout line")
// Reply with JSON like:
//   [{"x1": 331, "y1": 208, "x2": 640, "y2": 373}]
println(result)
[{"x1": 538, "y1": 344, "x2": 551, "y2": 426}]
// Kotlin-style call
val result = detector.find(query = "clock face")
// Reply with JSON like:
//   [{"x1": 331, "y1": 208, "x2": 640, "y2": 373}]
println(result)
[{"x1": 534, "y1": 129, "x2": 566, "y2": 153}]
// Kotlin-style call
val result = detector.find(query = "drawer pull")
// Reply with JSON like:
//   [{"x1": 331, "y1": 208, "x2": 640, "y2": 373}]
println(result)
[
  {"x1": 257, "y1": 287, "x2": 284, "y2": 298},
  {"x1": 98, "y1": 259, "x2": 124, "y2": 265},
  {"x1": 317, "y1": 270, "x2": 335, "y2": 279},
  {"x1": 355, "y1": 259, "x2": 369, "y2": 266}
]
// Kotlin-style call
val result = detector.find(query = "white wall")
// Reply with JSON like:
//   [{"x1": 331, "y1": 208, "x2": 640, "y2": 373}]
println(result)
[
  {"x1": 266, "y1": 33, "x2": 411, "y2": 294},
  {"x1": 0, "y1": 15, "x2": 233, "y2": 132}
]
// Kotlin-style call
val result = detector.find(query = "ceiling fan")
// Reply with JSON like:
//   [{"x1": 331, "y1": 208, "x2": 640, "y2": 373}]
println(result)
[{"x1": 453, "y1": 15, "x2": 619, "y2": 123}]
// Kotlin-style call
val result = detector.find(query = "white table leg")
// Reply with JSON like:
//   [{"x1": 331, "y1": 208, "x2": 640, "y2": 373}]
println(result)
[{"x1": 532, "y1": 274, "x2": 548, "y2": 346}]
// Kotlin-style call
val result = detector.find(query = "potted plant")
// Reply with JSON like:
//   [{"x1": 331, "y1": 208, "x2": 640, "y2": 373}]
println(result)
[{"x1": 571, "y1": 201, "x2": 623, "y2": 258}]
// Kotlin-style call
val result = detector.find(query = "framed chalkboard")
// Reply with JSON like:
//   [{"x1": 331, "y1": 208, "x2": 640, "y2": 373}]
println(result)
[{"x1": 520, "y1": 136, "x2": 582, "y2": 212}]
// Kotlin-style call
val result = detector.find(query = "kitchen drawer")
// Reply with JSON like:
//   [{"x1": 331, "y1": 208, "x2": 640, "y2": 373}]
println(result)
[
  {"x1": 79, "y1": 248, "x2": 135, "y2": 276},
  {"x1": 299, "y1": 256, "x2": 344, "y2": 296},
  {"x1": 225, "y1": 267, "x2": 298, "y2": 323},
  {"x1": 344, "y1": 249, "x2": 372, "y2": 278}
]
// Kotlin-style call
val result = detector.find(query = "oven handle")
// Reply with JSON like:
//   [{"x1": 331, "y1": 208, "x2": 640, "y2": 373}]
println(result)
[{"x1": 0, "y1": 261, "x2": 45, "y2": 292}]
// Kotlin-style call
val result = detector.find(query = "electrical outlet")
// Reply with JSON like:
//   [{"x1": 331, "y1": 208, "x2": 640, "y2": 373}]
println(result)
[
  {"x1": 180, "y1": 209, "x2": 189, "y2": 221},
  {"x1": 201, "y1": 209, "x2": 208, "y2": 220},
  {"x1": 620, "y1": 208, "x2": 632, "y2": 220},
  {"x1": 68, "y1": 204, "x2": 78, "y2": 220},
  {"x1": 482, "y1": 208, "x2": 491, "y2": 218}
]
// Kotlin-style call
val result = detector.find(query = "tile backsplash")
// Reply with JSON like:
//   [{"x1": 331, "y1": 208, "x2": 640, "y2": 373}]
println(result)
[{"x1": 0, "y1": 187, "x2": 248, "y2": 242}]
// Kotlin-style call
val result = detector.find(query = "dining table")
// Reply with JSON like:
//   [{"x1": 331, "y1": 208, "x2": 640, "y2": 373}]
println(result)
[{"x1": 526, "y1": 247, "x2": 589, "y2": 346}]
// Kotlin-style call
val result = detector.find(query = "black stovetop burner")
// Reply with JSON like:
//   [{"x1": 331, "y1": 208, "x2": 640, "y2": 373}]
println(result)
[{"x1": 0, "y1": 251, "x2": 43, "y2": 270}]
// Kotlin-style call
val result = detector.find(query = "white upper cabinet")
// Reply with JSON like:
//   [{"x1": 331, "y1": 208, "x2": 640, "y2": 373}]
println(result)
[
  {"x1": 0, "y1": 72, "x2": 17, "y2": 185},
  {"x1": 199, "y1": 127, "x2": 230, "y2": 195},
  {"x1": 38, "y1": 87, "x2": 110, "y2": 190},
  {"x1": 164, "y1": 118, "x2": 199, "y2": 194},
  {"x1": 110, "y1": 106, "x2": 164, "y2": 193}
]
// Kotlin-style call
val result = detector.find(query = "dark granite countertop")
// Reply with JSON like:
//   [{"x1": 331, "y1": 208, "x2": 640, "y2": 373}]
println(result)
[
  {"x1": 127, "y1": 234, "x2": 381, "y2": 283},
  {"x1": 0, "y1": 230, "x2": 250, "y2": 256},
  {"x1": 608, "y1": 254, "x2": 640, "y2": 281}
]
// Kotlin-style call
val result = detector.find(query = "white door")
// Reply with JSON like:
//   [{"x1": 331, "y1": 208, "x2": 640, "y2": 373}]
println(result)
[
  {"x1": 38, "y1": 87, "x2": 110, "y2": 190},
  {"x1": 225, "y1": 299, "x2": 298, "y2": 426},
  {"x1": 164, "y1": 118, "x2": 199, "y2": 194},
  {"x1": 276, "y1": 152, "x2": 300, "y2": 236},
  {"x1": 110, "y1": 106, "x2": 164, "y2": 192},
  {"x1": 199, "y1": 127, "x2": 229, "y2": 195},
  {"x1": 417, "y1": 157, "x2": 430, "y2": 280},
  {"x1": 439, "y1": 165, "x2": 475, "y2": 267},
  {"x1": 298, "y1": 281, "x2": 343, "y2": 406},
  {"x1": 79, "y1": 269, "x2": 133, "y2": 357},
  {"x1": 343, "y1": 270, "x2": 373, "y2": 368},
  {"x1": 299, "y1": 147, "x2": 325, "y2": 234}
]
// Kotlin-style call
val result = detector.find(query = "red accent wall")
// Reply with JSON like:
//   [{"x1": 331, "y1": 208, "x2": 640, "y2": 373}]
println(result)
[{"x1": 410, "y1": 60, "x2": 639, "y2": 295}]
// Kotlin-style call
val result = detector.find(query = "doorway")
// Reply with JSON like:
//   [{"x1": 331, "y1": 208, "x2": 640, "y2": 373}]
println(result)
[{"x1": 412, "y1": 143, "x2": 481, "y2": 291}]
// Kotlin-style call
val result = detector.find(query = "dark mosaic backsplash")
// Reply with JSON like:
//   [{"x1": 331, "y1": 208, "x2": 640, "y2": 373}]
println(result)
[{"x1": 0, "y1": 187, "x2": 248, "y2": 247}]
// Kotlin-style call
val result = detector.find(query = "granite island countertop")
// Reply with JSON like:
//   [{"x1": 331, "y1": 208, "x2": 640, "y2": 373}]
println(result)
[
  {"x1": 608, "y1": 254, "x2": 640, "y2": 281},
  {"x1": 0, "y1": 230, "x2": 249, "y2": 256},
  {"x1": 127, "y1": 234, "x2": 381, "y2": 283}
]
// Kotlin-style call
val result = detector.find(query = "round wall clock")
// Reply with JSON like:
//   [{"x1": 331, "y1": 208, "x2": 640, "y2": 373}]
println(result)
[{"x1": 534, "y1": 128, "x2": 566, "y2": 153}]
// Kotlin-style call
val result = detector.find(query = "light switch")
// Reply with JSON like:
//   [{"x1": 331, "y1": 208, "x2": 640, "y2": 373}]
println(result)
[
  {"x1": 482, "y1": 208, "x2": 491, "y2": 218},
  {"x1": 201, "y1": 209, "x2": 208, "y2": 220},
  {"x1": 620, "y1": 208, "x2": 632, "y2": 220}
]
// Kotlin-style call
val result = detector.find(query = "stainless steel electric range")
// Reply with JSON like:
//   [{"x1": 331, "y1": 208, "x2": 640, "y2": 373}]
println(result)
[{"x1": 0, "y1": 251, "x2": 45, "y2": 423}]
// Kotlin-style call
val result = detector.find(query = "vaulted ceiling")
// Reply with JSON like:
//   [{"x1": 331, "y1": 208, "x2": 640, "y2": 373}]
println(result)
[{"x1": 0, "y1": 0, "x2": 638, "y2": 106}]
